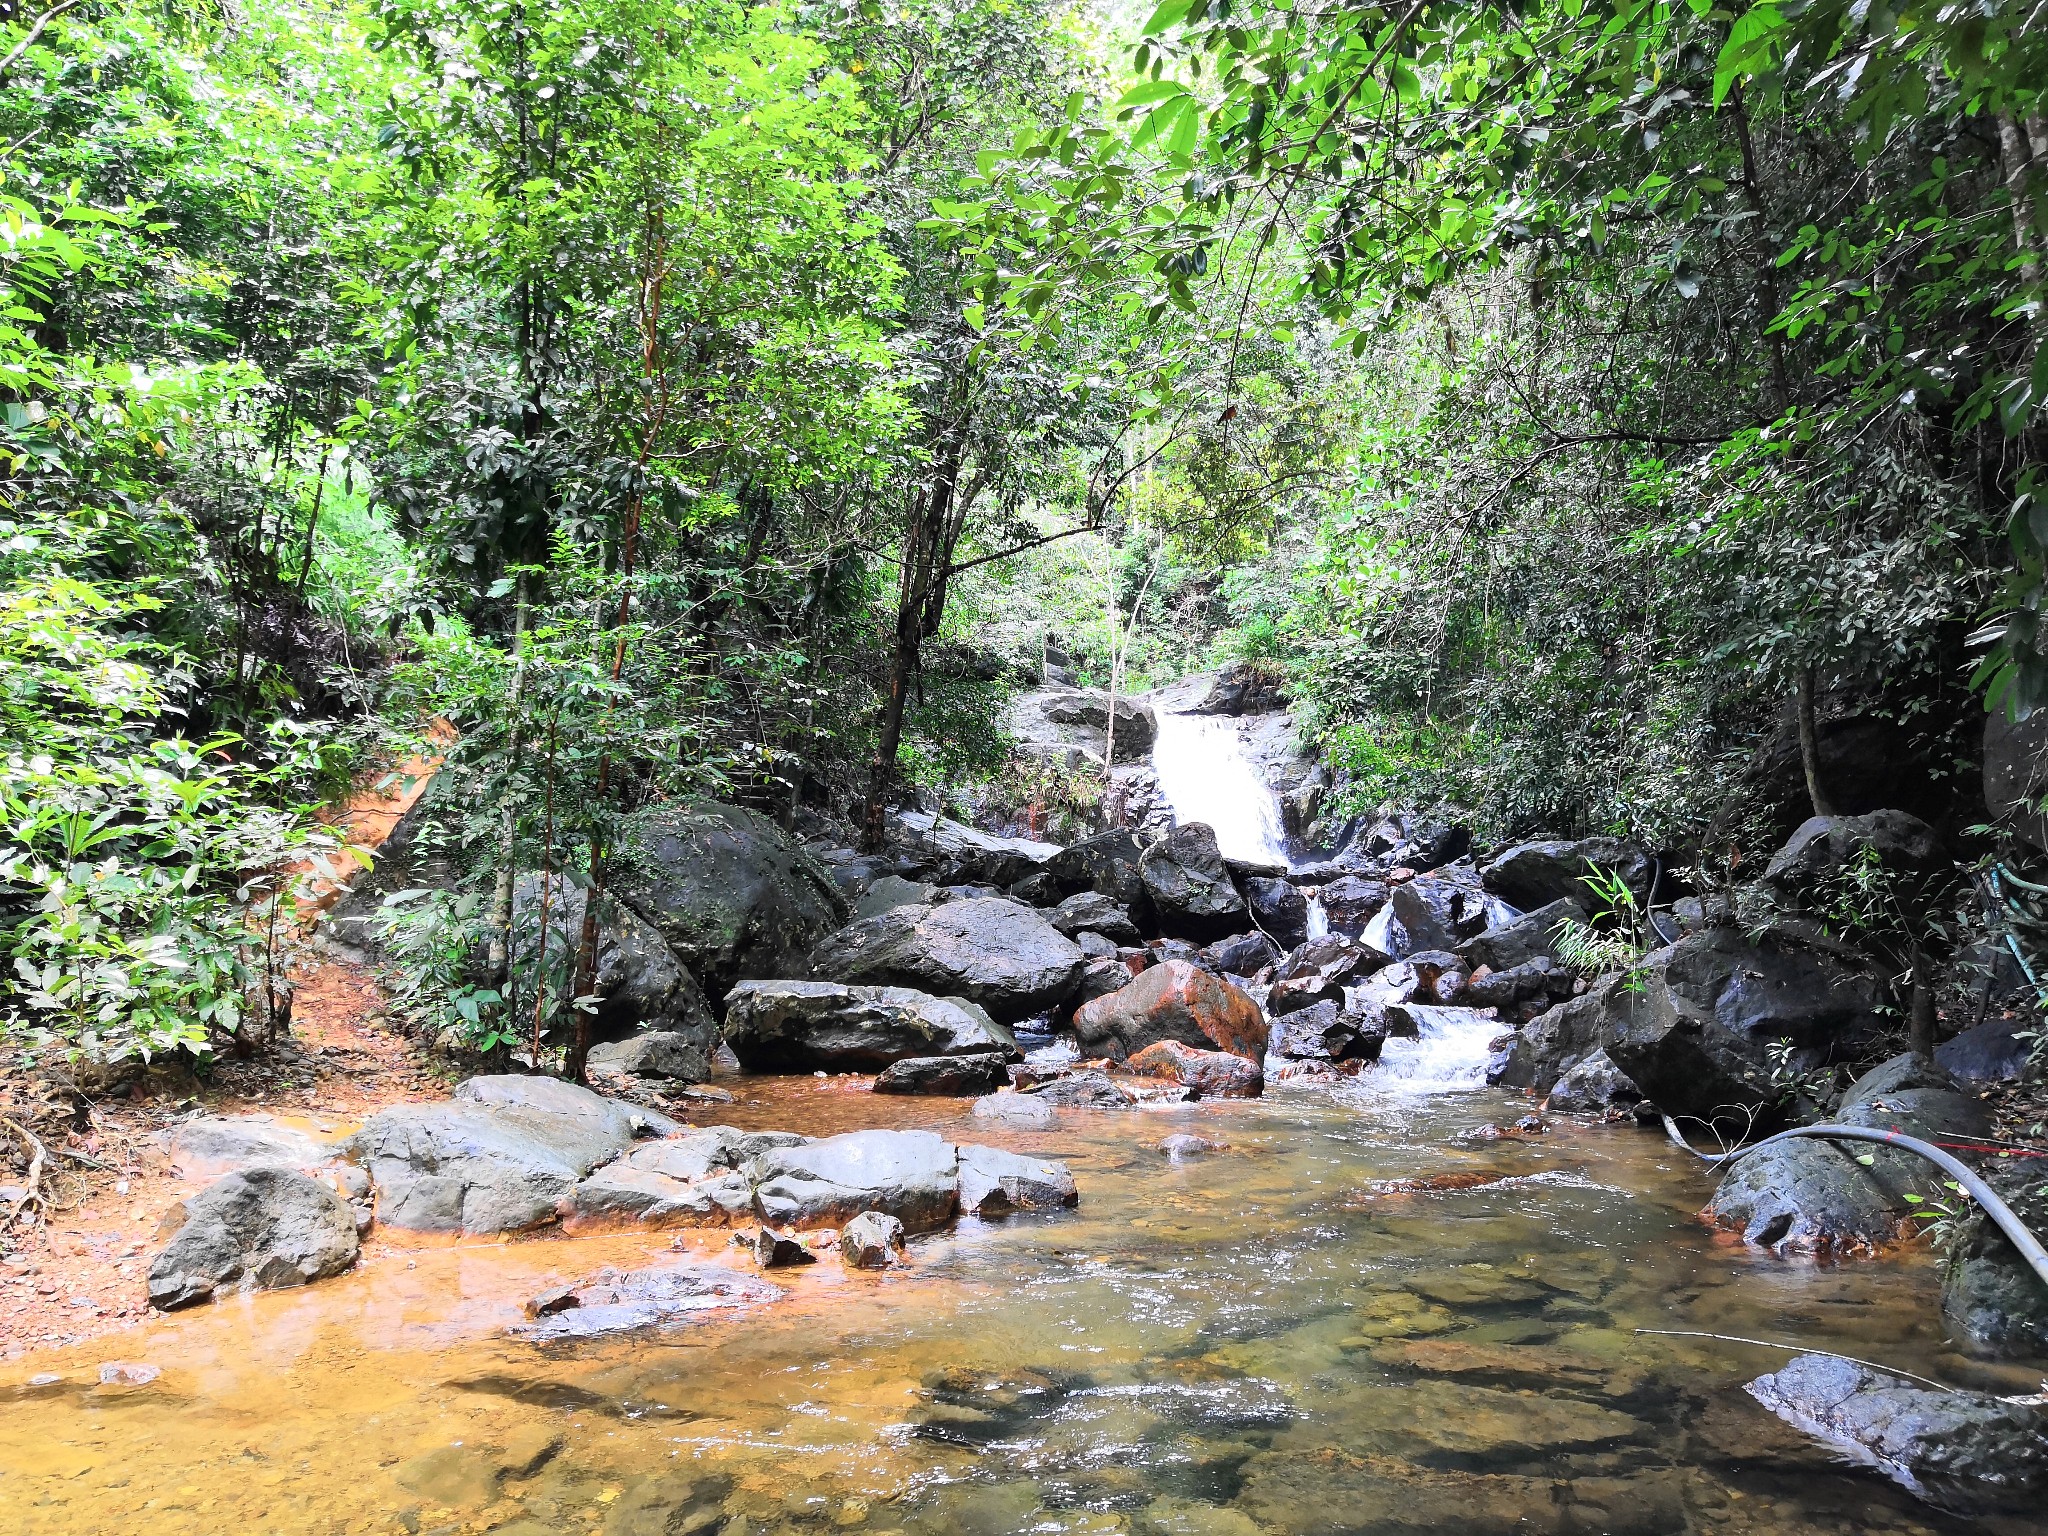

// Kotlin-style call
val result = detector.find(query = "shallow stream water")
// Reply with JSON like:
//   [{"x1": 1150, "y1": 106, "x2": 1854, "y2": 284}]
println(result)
[{"x1": 3, "y1": 1073, "x2": 2038, "y2": 1536}]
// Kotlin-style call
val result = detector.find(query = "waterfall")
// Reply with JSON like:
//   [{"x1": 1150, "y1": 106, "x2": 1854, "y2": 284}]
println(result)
[
  {"x1": 1149, "y1": 712, "x2": 1290, "y2": 866},
  {"x1": 1367, "y1": 1009, "x2": 1503, "y2": 1093},
  {"x1": 1303, "y1": 891, "x2": 1329, "y2": 938}
]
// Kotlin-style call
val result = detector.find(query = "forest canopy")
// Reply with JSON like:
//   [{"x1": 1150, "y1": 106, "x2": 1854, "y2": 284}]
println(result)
[{"x1": 0, "y1": 0, "x2": 2042, "y2": 1067}]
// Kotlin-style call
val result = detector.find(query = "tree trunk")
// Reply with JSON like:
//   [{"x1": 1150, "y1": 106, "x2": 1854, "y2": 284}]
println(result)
[
  {"x1": 1796, "y1": 665, "x2": 1835, "y2": 819},
  {"x1": 487, "y1": 569, "x2": 531, "y2": 990}
]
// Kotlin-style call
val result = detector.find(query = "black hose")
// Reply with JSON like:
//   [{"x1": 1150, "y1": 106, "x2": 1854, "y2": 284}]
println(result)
[{"x1": 1661, "y1": 1117, "x2": 2048, "y2": 1294}]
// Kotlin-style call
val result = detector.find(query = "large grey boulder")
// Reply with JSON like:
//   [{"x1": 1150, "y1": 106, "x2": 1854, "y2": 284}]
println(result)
[
  {"x1": 722, "y1": 979, "x2": 1017, "y2": 1071},
  {"x1": 586, "y1": 1031, "x2": 704, "y2": 1082},
  {"x1": 348, "y1": 1077, "x2": 663, "y2": 1235},
  {"x1": 854, "y1": 874, "x2": 941, "y2": 921},
  {"x1": 1488, "y1": 930, "x2": 1885, "y2": 1125},
  {"x1": 1243, "y1": 876, "x2": 1309, "y2": 949},
  {"x1": 1047, "y1": 829, "x2": 1151, "y2": 909},
  {"x1": 1748, "y1": 1353, "x2": 2048, "y2": 1513},
  {"x1": 1139, "y1": 822, "x2": 1248, "y2": 939},
  {"x1": 1458, "y1": 898, "x2": 1586, "y2": 972},
  {"x1": 1545, "y1": 1049, "x2": 1641, "y2": 1112},
  {"x1": 148, "y1": 1167, "x2": 359, "y2": 1310},
  {"x1": 890, "y1": 811, "x2": 1062, "y2": 887},
  {"x1": 1268, "y1": 1000, "x2": 1386, "y2": 1063},
  {"x1": 803, "y1": 899, "x2": 1084, "y2": 1022},
  {"x1": 748, "y1": 1129, "x2": 961, "y2": 1233},
  {"x1": 1366, "y1": 880, "x2": 1460, "y2": 957},
  {"x1": 1763, "y1": 810, "x2": 1945, "y2": 897},
  {"x1": 1040, "y1": 689, "x2": 1157, "y2": 760},
  {"x1": 1046, "y1": 890, "x2": 1140, "y2": 943},
  {"x1": 563, "y1": 1163, "x2": 755, "y2": 1229},
  {"x1": 1703, "y1": 1055, "x2": 1991, "y2": 1253},
  {"x1": 1481, "y1": 837, "x2": 1655, "y2": 911},
  {"x1": 610, "y1": 799, "x2": 847, "y2": 1002},
  {"x1": 513, "y1": 874, "x2": 716, "y2": 1076}
]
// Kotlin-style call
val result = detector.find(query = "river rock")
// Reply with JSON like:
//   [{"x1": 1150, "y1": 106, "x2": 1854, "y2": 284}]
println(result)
[
  {"x1": 1481, "y1": 837, "x2": 1656, "y2": 910},
  {"x1": 855, "y1": 874, "x2": 941, "y2": 920},
  {"x1": 722, "y1": 979, "x2": 1018, "y2": 1071},
  {"x1": 1200, "y1": 930, "x2": 1280, "y2": 977},
  {"x1": 747, "y1": 1129, "x2": 960, "y2": 1233},
  {"x1": 513, "y1": 874, "x2": 717, "y2": 1073},
  {"x1": 971, "y1": 1093, "x2": 1056, "y2": 1128},
  {"x1": 1544, "y1": 1048, "x2": 1641, "y2": 1111},
  {"x1": 1006, "y1": 870, "x2": 1063, "y2": 906},
  {"x1": 892, "y1": 810, "x2": 1062, "y2": 887},
  {"x1": 1488, "y1": 929, "x2": 1885, "y2": 1126},
  {"x1": 1365, "y1": 879, "x2": 1462, "y2": 957},
  {"x1": 1268, "y1": 935, "x2": 1387, "y2": 1015},
  {"x1": 348, "y1": 1078, "x2": 660, "y2": 1235},
  {"x1": 841, "y1": 1210, "x2": 907, "y2": 1268},
  {"x1": 1317, "y1": 875, "x2": 1389, "y2": 939},
  {"x1": 873, "y1": 1052, "x2": 1012, "y2": 1095},
  {"x1": 1047, "y1": 890, "x2": 1140, "y2": 943},
  {"x1": 162, "y1": 1116, "x2": 335, "y2": 1180},
  {"x1": 1463, "y1": 955, "x2": 1571, "y2": 1013},
  {"x1": 1942, "y1": 1164, "x2": 2048, "y2": 1360},
  {"x1": 148, "y1": 1167, "x2": 360, "y2": 1310},
  {"x1": 1079, "y1": 953, "x2": 1145, "y2": 1002},
  {"x1": 1074, "y1": 930, "x2": 1118, "y2": 960},
  {"x1": 1047, "y1": 829, "x2": 1150, "y2": 909},
  {"x1": 1936, "y1": 1015, "x2": 2034, "y2": 1084},
  {"x1": 512, "y1": 1260, "x2": 779, "y2": 1341},
  {"x1": 610, "y1": 799, "x2": 847, "y2": 1001},
  {"x1": 1160, "y1": 1133, "x2": 1224, "y2": 1159},
  {"x1": 1025, "y1": 1069, "x2": 1145, "y2": 1108},
  {"x1": 1703, "y1": 1054, "x2": 1992, "y2": 1253},
  {"x1": 1243, "y1": 876, "x2": 1309, "y2": 948},
  {"x1": 804, "y1": 899, "x2": 1084, "y2": 1022},
  {"x1": 586, "y1": 1031, "x2": 703, "y2": 1081},
  {"x1": 563, "y1": 1163, "x2": 755, "y2": 1229},
  {"x1": 746, "y1": 1224, "x2": 816, "y2": 1268},
  {"x1": 1457, "y1": 898, "x2": 1585, "y2": 972},
  {"x1": 1763, "y1": 809, "x2": 1946, "y2": 897},
  {"x1": 1747, "y1": 1352, "x2": 2048, "y2": 1513},
  {"x1": 1071, "y1": 959, "x2": 1267, "y2": 1062},
  {"x1": 1268, "y1": 1000, "x2": 1386, "y2": 1063},
  {"x1": 956, "y1": 1145, "x2": 1080, "y2": 1215},
  {"x1": 1138, "y1": 822, "x2": 1248, "y2": 939},
  {"x1": 1126, "y1": 1039, "x2": 1264, "y2": 1097}
]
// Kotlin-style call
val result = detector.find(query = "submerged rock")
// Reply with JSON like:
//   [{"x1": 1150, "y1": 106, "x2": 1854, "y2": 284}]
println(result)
[
  {"x1": 511, "y1": 1260, "x2": 779, "y2": 1341},
  {"x1": 148, "y1": 1167, "x2": 359, "y2": 1310},
  {"x1": 722, "y1": 979, "x2": 1018, "y2": 1071},
  {"x1": 1747, "y1": 1352, "x2": 2048, "y2": 1513},
  {"x1": 971, "y1": 1093, "x2": 1056, "y2": 1128},
  {"x1": 804, "y1": 898, "x2": 1085, "y2": 1022},
  {"x1": 1071, "y1": 959, "x2": 1268, "y2": 1063}
]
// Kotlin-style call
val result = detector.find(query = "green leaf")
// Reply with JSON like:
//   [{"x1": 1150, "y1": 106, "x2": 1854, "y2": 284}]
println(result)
[
  {"x1": 1118, "y1": 79, "x2": 1188, "y2": 108},
  {"x1": 1140, "y1": 0, "x2": 1195, "y2": 36}
]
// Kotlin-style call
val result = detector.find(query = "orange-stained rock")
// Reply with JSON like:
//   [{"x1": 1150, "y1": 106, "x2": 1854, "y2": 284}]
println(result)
[
  {"x1": 1125, "y1": 1040, "x2": 1264, "y2": 1099},
  {"x1": 1071, "y1": 959, "x2": 1268, "y2": 1063}
]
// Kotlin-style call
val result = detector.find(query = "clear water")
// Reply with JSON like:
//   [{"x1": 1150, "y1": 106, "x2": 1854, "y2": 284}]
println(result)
[
  {"x1": 1, "y1": 1075, "x2": 2033, "y2": 1535},
  {"x1": 1149, "y1": 714, "x2": 1291, "y2": 867}
]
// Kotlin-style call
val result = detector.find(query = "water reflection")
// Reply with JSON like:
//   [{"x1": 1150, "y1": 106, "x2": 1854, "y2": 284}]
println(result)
[{"x1": 0, "y1": 1077, "x2": 2027, "y2": 1534}]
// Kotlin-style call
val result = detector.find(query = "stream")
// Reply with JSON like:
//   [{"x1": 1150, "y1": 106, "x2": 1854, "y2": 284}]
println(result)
[
  {"x1": 0, "y1": 1078, "x2": 2019, "y2": 1536},
  {"x1": 0, "y1": 711, "x2": 2030, "y2": 1535}
]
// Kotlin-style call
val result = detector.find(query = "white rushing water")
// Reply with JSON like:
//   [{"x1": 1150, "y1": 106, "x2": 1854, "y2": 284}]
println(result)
[
  {"x1": 1366, "y1": 1007, "x2": 1503, "y2": 1093},
  {"x1": 1148, "y1": 711, "x2": 1290, "y2": 866}
]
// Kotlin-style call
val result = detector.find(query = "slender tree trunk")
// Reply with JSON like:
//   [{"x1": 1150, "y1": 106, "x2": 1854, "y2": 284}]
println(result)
[
  {"x1": 295, "y1": 443, "x2": 334, "y2": 594},
  {"x1": 529, "y1": 712, "x2": 558, "y2": 1072},
  {"x1": 1728, "y1": 83, "x2": 1791, "y2": 419},
  {"x1": 488, "y1": 569, "x2": 531, "y2": 996},
  {"x1": 1907, "y1": 942, "x2": 1937, "y2": 1059},
  {"x1": 1796, "y1": 664, "x2": 1835, "y2": 819}
]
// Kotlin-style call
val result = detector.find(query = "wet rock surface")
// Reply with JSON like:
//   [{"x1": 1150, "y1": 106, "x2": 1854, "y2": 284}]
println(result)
[
  {"x1": 1138, "y1": 822, "x2": 1249, "y2": 938},
  {"x1": 148, "y1": 1167, "x2": 360, "y2": 1310},
  {"x1": 722, "y1": 979, "x2": 1018, "y2": 1071},
  {"x1": 956, "y1": 1144, "x2": 1080, "y2": 1215},
  {"x1": 804, "y1": 898, "x2": 1085, "y2": 1021},
  {"x1": 748, "y1": 1129, "x2": 961, "y2": 1233},
  {"x1": 1747, "y1": 1352, "x2": 2048, "y2": 1513},
  {"x1": 1943, "y1": 1164, "x2": 2048, "y2": 1361},
  {"x1": 511, "y1": 1260, "x2": 780, "y2": 1341},
  {"x1": 872, "y1": 1051, "x2": 1013, "y2": 1095},
  {"x1": 840, "y1": 1210, "x2": 907, "y2": 1268},
  {"x1": 1125, "y1": 1039, "x2": 1264, "y2": 1098},
  {"x1": 161, "y1": 1115, "x2": 336, "y2": 1180}
]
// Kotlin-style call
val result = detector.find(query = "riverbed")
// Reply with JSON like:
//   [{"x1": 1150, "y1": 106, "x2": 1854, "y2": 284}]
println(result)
[{"x1": 0, "y1": 1071, "x2": 2029, "y2": 1535}]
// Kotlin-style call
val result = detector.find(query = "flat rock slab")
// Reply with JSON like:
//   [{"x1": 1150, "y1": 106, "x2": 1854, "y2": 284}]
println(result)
[
  {"x1": 1748, "y1": 1352, "x2": 2048, "y2": 1513},
  {"x1": 749, "y1": 1129, "x2": 960, "y2": 1233},
  {"x1": 510, "y1": 1261, "x2": 780, "y2": 1342}
]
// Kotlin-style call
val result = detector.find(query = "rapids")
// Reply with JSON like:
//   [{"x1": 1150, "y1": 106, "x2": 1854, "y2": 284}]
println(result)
[{"x1": 0, "y1": 1072, "x2": 2024, "y2": 1535}]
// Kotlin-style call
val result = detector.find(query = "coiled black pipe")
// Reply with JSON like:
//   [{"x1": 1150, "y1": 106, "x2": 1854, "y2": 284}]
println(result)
[{"x1": 1661, "y1": 1117, "x2": 2048, "y2": 1293}]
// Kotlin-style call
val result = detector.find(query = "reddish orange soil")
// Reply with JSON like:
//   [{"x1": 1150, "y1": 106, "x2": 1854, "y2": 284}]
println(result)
[{"x1": 0, "y1": 956, "x2": 445, "y2": 1361}]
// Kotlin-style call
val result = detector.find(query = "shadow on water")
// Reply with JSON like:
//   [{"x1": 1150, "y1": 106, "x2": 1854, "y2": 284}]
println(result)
[{"x1": 0, "y1": 1073, "x2": 2032, "y2": 1534}]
